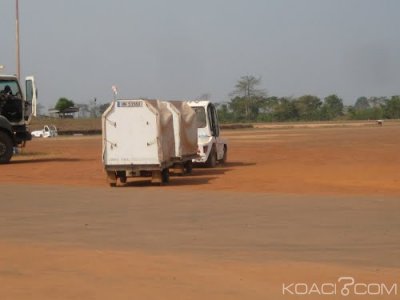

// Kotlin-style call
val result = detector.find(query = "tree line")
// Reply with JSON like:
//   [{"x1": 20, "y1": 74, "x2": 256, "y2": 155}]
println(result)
[
  {"x1": 217, "y1": 75, "x2": 400, "y2": 123},
  {"x1": 50, "y1": 75, "x2": 400, "y2": 122}
]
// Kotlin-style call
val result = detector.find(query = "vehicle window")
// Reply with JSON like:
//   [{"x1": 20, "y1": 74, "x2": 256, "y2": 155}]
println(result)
[
  {"x1": 207, "y1": 104, "x2": 217, "y2": 136},
  {"x1": 192, "y1": 106, "x2": 207, "y2": 128},
  {"x1": 211, "y1": 105, "x2": 220, "y2": 137},
  {"x1": 26, "y1": 79, "x2": 33, "y2": 102},
  {"x1": 0, "y1": 80, "x2": 22, "y2": 97}
]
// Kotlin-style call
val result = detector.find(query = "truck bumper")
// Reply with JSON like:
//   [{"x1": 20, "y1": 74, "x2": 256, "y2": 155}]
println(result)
[{"x1": 15, "y1": 131, "x2": 31, "y2": 144}]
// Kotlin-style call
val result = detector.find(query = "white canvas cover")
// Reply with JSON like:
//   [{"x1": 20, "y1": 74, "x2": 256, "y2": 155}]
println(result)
[
  {"x1": 167, "y1": 101, "x2": 198, "y2": 158},
  {"x1": 102, "y1": 99, "x2": 175, "y2": 166},
  {"x1": 147, "y1": 100, "x2": 176, "y2": 162}
]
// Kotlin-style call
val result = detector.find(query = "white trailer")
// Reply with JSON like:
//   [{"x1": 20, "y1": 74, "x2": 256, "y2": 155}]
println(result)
[
  {"x1": 165, "y1": 101, "x2": 198, "y2": 174},
  {"x1": 102, "y1": 99, "x2": 175, "y2": 186}
]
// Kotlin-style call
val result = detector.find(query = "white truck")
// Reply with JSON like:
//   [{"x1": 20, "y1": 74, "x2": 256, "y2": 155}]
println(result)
[
  {"x1": 188, "y1": 100, "x2": 228, "y2": 167},
  {"x1": 0, "y1": 74, "x2": 37, "y2": 163}
]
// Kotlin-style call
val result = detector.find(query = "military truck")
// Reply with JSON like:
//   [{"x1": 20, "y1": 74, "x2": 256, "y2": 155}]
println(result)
[{"x1": 0, "y1": 74, "x2": 37, "y2": 163}]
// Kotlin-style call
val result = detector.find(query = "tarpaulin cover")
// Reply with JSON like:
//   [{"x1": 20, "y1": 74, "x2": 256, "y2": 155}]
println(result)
[
  {"x1": 168, "y1": 101, "x2": 198, "y2": 158},
  {"x1": 144, "y1": 100, "x2": 176, "y2": 163}
]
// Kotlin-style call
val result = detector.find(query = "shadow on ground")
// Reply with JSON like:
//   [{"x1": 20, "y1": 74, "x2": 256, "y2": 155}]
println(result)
[
  {"x1": 117, "y1": 176, "x2": 219, "y2": 188},
  {"x1": 10, "y1": 158, "x2": 83, "y2": 164},
  {"x1": 115, "y1": 161, "x2": 254, "y2": 188}
]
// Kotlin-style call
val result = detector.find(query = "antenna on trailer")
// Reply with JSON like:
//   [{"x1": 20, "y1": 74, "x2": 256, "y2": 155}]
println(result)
[{"x1": 112, "y1": 85, "x2": 118, "y2": 102}]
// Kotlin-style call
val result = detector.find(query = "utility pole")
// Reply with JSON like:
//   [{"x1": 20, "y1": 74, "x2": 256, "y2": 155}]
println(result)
[{"x1": 16, "y1": 0, "x2": 21, "y2": 81}]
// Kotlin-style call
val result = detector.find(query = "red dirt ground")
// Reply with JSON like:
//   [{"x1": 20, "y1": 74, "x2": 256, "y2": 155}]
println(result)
[
  {"x1": 0, "y1": 124, "x2": 399, "y2": 299},
  {"x1": 2, "y1": 124, "x2": 400, "y2": 197}
]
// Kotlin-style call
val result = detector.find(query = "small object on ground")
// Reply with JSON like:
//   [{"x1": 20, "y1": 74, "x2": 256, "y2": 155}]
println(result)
[{"x1": 31, "y1": 125, "x2": 58, "y2": 138}]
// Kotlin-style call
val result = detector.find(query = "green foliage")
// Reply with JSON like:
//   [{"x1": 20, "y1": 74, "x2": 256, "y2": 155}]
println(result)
[
  {"x1": 215, "y1": 74, "x2": 400, "y2": 123},
  {"x1": 230, "y1": 76, "x2": 266, "y2": 119},
  {"x1": 321, "y1": 95, "x2": 344, "y2": 120},
  {"x1": 354, "y1": 97, "x2": 370, "y2": 110},
  {"x1": 293, "y1": 95, "x2": 322, "y2": 121},
  {"x1": 272, "y1": 98, "x2": 298, "y2": 121},
  {"x1": 349, "y1": 107, "x2": 384, "y2": 120},
  {"x1": 384, "y1": 96, "x2": 400, "y2": 119},
  {"x1": 217, "y1": 104, "x2": 234, "y2": 123},
  {"x1": 55, "y1": 97, "x2": 75, "y2": 111}
]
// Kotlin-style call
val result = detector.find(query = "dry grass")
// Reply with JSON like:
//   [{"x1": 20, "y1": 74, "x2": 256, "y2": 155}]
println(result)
[
  {"x1": 30, "y1": 117, "x2": 101, "y2": 131},
  {"x1": 30, "y1": 117, "x2": 400, "y2": 133}
]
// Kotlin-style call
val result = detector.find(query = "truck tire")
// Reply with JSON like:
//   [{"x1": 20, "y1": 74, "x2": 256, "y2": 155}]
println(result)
[
  {"x1": 206, "y1": 147, "x2": 217, "y2": 168},
  {"x1": 0, "y1": 131, "x2": 13, "y2": 164},
  {"x1": 220, "y1": 146, "x2": 228, "y2": 164}
]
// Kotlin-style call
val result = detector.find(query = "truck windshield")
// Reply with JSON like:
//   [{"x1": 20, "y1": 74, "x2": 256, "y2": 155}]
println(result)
[
  {"x1": 192, "y1": 106, "x2": 207, "y2": 128},
  {"x1": 0, "y1": 80, "x2": 22, "y2": 97}
]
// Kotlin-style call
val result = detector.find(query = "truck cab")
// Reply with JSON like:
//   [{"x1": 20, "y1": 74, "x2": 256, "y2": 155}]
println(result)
[
  {"x1": 187, "y1": 100, "x2": 227, "y2": 167},
  {"x1": 0, "y1": 74, "x2": 37, "y2": 163}
]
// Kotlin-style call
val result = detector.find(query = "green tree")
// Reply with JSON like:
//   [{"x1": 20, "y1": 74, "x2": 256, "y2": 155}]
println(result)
[
  {"x1": 55, "y1": 97, "x2": 75, "y2": 111},
  {"x1": 349, "y1": 107, "x2": 384, "y2": 120},
  {"x1": 273, "y1": 97, "x2": 298, "y2": 121},
  {"x1": 294, "y1": 95, "x2": 322, "y2": 120},
  {"x1": 321, "y1": 94, "x2": 344, "y2": 120},
  {"x1": 216, "y1": 103, "x2": 233, "y2": 123},
  {"x1": 354, "y1": 97, "x2": 370, "y2": 110},
  {"x1": 229, "y1": 96, "x2": 266, "y2": 121},
  {"x1": 230, "y1": 75, "x2": 266, "y2": 119},
  {"x1": 229, "y1": 97, "x2": 247, "y2": 121},
  {"x1": 384, "y1": 96, "x2": 400, "y2": 119}
]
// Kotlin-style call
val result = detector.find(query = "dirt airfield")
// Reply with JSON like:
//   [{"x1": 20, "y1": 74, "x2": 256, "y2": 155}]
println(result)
[{"x1": 0, "y1": 123, "x2": 399, "y2": 299}]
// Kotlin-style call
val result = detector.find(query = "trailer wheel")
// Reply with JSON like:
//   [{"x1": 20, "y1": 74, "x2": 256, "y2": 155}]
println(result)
[
  {"x1": 0, "y1": 132, "x2": 13, "y2": 164},
  {"x1": 117, "y1": 171, "x2": 127, "y2": 184},
  {"x1": 161, "y1": 168, "x2": 170, "y2": 184},
  {"x1": 184, "y1": 160, "x2": 193, "y2": 174},
  {"x1": 206, "y1": 147, "x2": 217, "y2": 168},
  {"x1": 106, "y1": 171, "x2": 117, "y2": 187}
]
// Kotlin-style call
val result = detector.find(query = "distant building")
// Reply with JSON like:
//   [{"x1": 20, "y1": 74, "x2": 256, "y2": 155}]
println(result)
[{"x1": 48, "y1": 107, "x2": 79, "y2": 118}]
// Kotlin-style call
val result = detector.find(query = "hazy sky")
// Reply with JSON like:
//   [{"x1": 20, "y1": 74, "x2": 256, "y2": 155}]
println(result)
[{"x1": 1, "y1": 0, "x2": 400, "y2": 109}]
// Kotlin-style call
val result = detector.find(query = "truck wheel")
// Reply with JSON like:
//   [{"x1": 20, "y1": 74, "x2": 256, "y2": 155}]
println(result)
[
  {"x1": 220, "y1": 146, "x2": 228, "y2": 164},
  {"x1": 161, "y1": 168, "x2": 170, "y2": 184},
  {"x1": 0, "y1": 132, "x2": 13, "y2": 164},
  {"x1": 206, "y1": 148, "x2": 217, "y2": 168}
]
